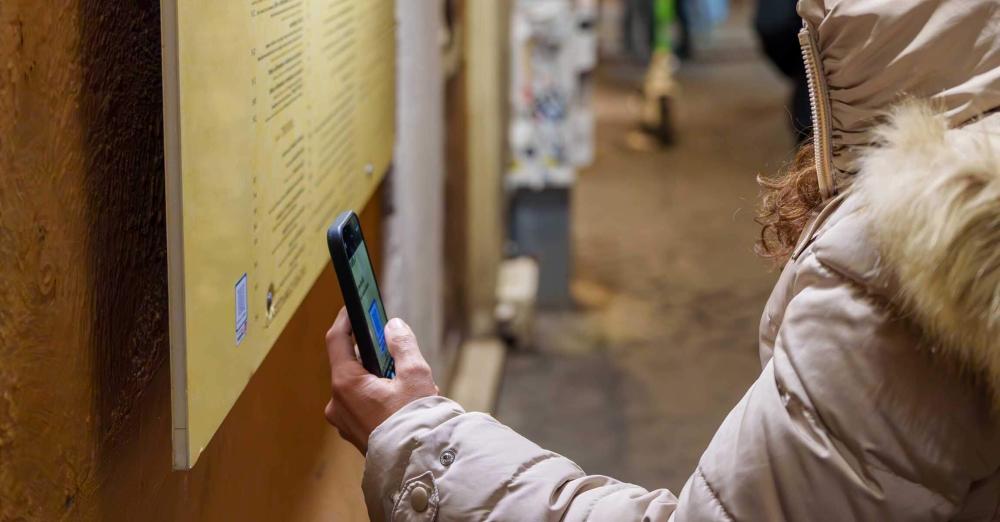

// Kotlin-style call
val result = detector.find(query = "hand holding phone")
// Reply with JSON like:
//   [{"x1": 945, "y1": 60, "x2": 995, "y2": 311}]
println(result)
[
  {"x1": 323, "y1": 308, "x2": 437, "y2": 453},
  {"x1": 327, "y1": 211, "x2": 396, "y2": 378},
  {"x1": 323, "y1": 211, "x2": 439, "y2": 454}
]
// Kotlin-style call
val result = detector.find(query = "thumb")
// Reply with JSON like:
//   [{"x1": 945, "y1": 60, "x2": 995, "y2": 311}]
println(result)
[{"x1": 385, "y1": 318, "x2": 429, "y2": 376}]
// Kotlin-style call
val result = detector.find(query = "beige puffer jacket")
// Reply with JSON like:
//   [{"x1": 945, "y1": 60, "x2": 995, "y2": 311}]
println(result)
[{"x1": 362, "y1": 1, "x2": 1000, "y2": 520}]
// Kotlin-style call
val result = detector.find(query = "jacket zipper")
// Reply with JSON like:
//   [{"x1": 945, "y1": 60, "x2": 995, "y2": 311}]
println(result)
[{"x1": 798, "y1": 24, "x2": 836, "y2": 200}]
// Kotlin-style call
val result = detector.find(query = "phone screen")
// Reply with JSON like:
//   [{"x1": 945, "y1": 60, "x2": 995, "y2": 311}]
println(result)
[{"x1": 347, "y1": 240, "x2": 395, "y2": 378}]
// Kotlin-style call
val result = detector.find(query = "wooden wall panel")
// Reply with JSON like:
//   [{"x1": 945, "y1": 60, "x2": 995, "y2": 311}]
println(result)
[
  {"x1": 1, "y1": 0, "x2": 374, "y2": 519},
  {"x1": 89, "y1": 216, "x2": 378, "y2": 521},
  {"x1": 1, "y1": 1, "x2": 97, "y2": 516},
  {"x1": 443, "y1": 0, "x2": 471, "y2": 343}
]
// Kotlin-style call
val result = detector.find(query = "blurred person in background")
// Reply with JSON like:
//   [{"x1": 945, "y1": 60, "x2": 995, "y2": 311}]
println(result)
[
  {"x1": 754, "y1": 0, "x2": 811, "y2": 142},
  {"x1": 622, "y1": 0, "x2": 692, "y2": 62},
  {"x1": 324, "y1": 1, "x2": 1000, "y2": 520}
]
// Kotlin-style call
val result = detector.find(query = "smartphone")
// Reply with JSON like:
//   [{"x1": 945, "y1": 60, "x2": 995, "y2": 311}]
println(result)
[{"x1": 327, "y1": 211, "x2": 396, "y2": 379}]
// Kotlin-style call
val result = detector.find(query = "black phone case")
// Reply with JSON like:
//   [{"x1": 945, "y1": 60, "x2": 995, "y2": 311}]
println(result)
[{"x1": 326, "y1": 210, "x2": 391, "y2": 378}]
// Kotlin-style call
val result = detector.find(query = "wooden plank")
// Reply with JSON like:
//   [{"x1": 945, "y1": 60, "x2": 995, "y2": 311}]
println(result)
[
  {"x1": 442, "y1": 0, "x2": 470, "y2": 375},
  {"x1": 463, "y1": 0, "x2": 507, "y2": 337},
  {"x1": 448, "y1": 338, "x2": 507, "y2": 414}
]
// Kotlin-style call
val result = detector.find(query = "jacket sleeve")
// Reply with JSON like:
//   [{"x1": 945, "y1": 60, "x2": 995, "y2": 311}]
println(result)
[
  {"x1": 682, "y1": 252, "x2": 975, "y2": 521},
  {"x1": 361, "y1": 259, "x2": 972, "y2": 521},
  {"x1": 361, "y1": 395, "x2": 679, "y2": 521}
]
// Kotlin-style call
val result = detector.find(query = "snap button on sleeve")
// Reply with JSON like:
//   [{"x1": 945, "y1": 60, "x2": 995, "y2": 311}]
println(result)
[
  {"x1": 392, "y1": 471, "x2": 438, "y2": 519},
  {"x1": 410, "y1": 484, "x2": 429, "y2": 512},
  {"x1": 440, "y1": 449, "x2": 456, "y2": 466}
]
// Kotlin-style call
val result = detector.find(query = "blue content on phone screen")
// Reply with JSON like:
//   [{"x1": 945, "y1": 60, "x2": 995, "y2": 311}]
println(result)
[
  {"x1": 349, "y1": 241, "x2": 395, "y2": 377},
  {"x1": 368, "y1": 300, "x2": 388, "y2": 357}
]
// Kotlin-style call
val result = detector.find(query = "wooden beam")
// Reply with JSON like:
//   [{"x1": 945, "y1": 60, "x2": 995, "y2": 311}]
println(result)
[{"x1": 463, "y1": 0, "x2": 508, "y2": 337}]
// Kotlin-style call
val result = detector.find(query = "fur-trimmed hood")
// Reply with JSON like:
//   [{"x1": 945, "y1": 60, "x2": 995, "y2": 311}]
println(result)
[
  {"x1": 855, "y1": 103, "x2": 1000, "y2": 402},
  {"x1": 796, "y1": 0, "x2": 1000, "y2": 401}
]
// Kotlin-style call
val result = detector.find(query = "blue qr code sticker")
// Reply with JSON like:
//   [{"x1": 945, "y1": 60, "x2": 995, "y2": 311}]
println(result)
[{"x1": 235, "y1": 274, "x2": 248, "y2": 345}]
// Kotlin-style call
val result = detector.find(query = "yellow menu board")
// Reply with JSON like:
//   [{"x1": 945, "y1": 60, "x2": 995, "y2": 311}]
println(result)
[{"x1": 161, "y1": 0, "x2": 395, "y2": 469}]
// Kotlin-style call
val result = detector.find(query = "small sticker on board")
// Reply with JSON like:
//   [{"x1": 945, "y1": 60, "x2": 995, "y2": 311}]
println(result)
[{"x1": 235, "y1": 273, "x2": 248, "y2": 345}]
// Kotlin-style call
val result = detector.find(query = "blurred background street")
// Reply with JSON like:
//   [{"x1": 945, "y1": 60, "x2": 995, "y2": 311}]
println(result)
[{"x1": 495, "y1": 1, "x2": 792, "y2": 491}]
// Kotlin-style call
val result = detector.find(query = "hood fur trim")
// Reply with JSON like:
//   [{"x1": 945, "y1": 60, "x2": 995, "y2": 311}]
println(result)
[{"x1": 856, "y1": 103, "x2": 1000, "y2": 400}]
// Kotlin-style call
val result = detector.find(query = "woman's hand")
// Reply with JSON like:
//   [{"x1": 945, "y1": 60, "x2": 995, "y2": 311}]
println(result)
[{"x1": 323, "y1": 307, "x2": 439, "y2": 454}]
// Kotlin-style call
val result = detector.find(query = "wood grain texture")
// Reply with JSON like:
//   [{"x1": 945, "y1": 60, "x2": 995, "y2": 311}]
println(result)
[
  {"x1": 79, "y1": 0, "x2": 169, "y2": 451},
  {"x1": 1, "y1": 1, "x2": 97, "y2": 517},
  {"x1": 1, "y1": 0, "x2": 375, "y2": 519},
  {"x1": 88, "y1": 250, "x2": 377, "y2": 522},
  {"x1": 443, "y1": 0, "x2": 470, "y2": 342}
]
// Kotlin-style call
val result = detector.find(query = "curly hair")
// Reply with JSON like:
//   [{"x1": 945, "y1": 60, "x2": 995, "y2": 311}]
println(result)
[{"x1": 755, "y1": 145, "x2": 824, "y2": 264}]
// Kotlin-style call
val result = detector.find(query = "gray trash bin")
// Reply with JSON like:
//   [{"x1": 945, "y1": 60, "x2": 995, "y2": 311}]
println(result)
[{"x1": 508, "y1": 186, "x2": 572, "y2": 308}]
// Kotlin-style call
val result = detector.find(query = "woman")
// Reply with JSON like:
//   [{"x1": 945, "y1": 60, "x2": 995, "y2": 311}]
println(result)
[{"x1": 323, "y1": 1, "x2": 1000, "y2": 519}]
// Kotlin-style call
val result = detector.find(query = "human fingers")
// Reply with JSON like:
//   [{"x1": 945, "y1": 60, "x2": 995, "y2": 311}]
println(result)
[
  {"x1": 325, "y1": 397, "x2": 369, "y2": 453},
  {"x1": 325, "y1": 307, "x2": 359, "y2": 367},
  {"x1": 384, "y1": 318, "x2": 433, "y2": 380}
]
